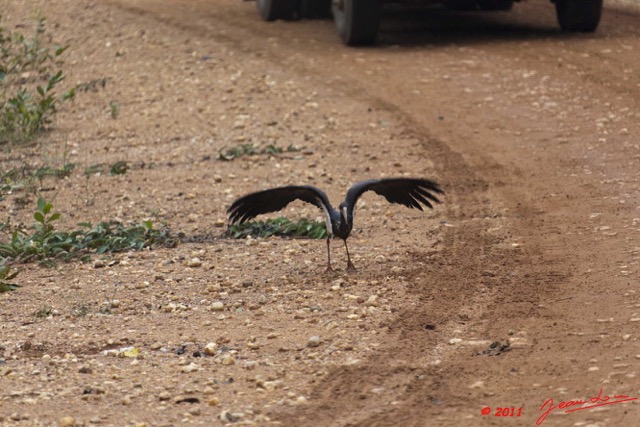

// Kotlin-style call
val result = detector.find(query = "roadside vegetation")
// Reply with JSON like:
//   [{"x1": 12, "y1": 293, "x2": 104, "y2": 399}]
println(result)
[
  {"x1": 226, "y1": 217, "x2": 327, "y2": 239},
  {"x1": 0, "y1": 17, "x2": 76, "y2": 145},
  {"x1": 218, "y1": 143, "x2": 302, "y2": 161},
  {"x1": 0, "y1": 197, "x2": 176, "y2": 266}
]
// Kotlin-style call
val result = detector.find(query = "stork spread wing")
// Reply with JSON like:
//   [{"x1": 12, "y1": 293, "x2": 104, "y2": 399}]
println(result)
[
  {"x1": 227, "y1": 185, "x2": 333, "y2": 224},
  {"x1": 344, "y1": 178, "x2": 443, "y2": 212}
]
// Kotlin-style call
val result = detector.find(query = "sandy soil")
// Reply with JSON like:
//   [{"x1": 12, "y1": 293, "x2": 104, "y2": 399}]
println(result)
[{"x1": 1, "y1": 0, "x2": 639, "y2": 426}]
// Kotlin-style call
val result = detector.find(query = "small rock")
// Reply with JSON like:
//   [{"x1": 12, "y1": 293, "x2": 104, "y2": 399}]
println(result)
[
  {"x1": 78, "y1": 365, "x2": 92, "y2": 374},
  {"x1": 204, "y1": 342, "x2": 218, "y2": 356},
  {"x1": 221, "y1": 354, "x2": 235, "y2": 366},
  {"x1": 469, "y1": 381, "x2": 485, "y2": 389},
  {"x1": 182, "y1": 363, "x2": 199, "y2": 373},
  {"x1": 59, "y1": 416, "x2": 76, "y2": 427},
  {"x1": 150, "y1": 342, "x2": 162, "y2": 350},
  {"x1": 214, "y1": 218, "x2": 226, "y2": 228},
  {"x1": 135, "y1": 281, "x2": 149, "y2": 289},
  {"x1": 158, "y1": 391, "x2": 171, "y2": 401},
  {"x1": 307, "y1": 336, "x2": 322, "y2": 348},
  {"x1": 93, "y1": 260, "x2": 106, "y2": 268},
  {"x1": 210, "y1": 301, "x2": 224, "y2": 312},
  {"x1": 220, "y1": 410, "x2": 242, "y2": 422},
  {"x1": 208, "y1": 397, "x2": 220, "y2": 406},
  {"x1": 187, "y1": 258, "x2": 202, "y2": 268}
]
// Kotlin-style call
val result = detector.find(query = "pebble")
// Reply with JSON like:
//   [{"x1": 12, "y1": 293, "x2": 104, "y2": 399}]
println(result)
[
  {"x1": 59, "y1": 417, "x2": 76, "y2": 427},
  {"x1": 365, "y1": 295, "x2": 379, "y2": 306},
  {"x1": 158, "y1": 391, "x2": 171, "y2": 401},
  {"x1": 221, "y1": 354, "x2": 235, "y2": 366},
  {"x1": 214, "y1": 218, "x2": 226, "y2": 227},
  {"x1": 307, "y1": 336, "x2": 322, "y2": 348},
  {"x1": 208, "y1": 397, "x2": 220, "y2": 406},
  {"x1": 210, "y1": 301, "x2": 225, "y2": 312},
  {"x1": 182, "y1": 363, "x2": 199, "y2": 373},
  {"x1": 220, "y1": 411, "x2": 242, "y2": 422},
  {"x1": 187, "y1": 258, "x2": 202, "y2": 268},
  {"x1": 204, "y1": 342, "x2": 218, "y2": 355},
  {"x1": 78, "y1": 365, "x2": 92, "y2": 374}
]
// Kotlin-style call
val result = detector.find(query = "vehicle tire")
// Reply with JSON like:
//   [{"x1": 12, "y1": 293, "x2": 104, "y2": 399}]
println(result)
[
  {"x1": 478, "y1": 0, "x2": 513, "y2": 11},
  {"x1": 299, "y1": 0, "x2": 332, "y2": 19},
  {"x1": 333, "y1": 0, "x2": 382, "y2": 45},
  {"x1": 555, "y1": 0, "x2": 602, "y2": 32},
  {"x1": 257, "y1": 0, "x2": 297, "y2": 21}
]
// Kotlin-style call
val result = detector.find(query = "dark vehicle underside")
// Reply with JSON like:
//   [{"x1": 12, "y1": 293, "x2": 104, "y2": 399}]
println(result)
[{"x1": 254, "y1": 0, "x2": 603, "y2": 45}]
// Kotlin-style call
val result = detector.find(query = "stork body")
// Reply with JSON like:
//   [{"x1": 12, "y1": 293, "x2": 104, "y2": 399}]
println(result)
[{"x1": 227, "y1": 178, "x2": 443, "y2": 271}]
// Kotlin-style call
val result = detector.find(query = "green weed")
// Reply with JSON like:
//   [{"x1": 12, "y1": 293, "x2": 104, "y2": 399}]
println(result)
[
  {"x1": 109, "y1": 101, "x2": 119, "y2": 119},
  {"x1": 0, "y1": 17, "x2": 75, "y2": 144},
  {"x1": 0, "y1": 264, "x2": 19, "y2": 293},
  {"x1": 218, "y1": 143, "x2": 302, "y2": 161},
  {"x1": 0, "y1": 197, "x2": 176, "y2": 265},
  {"x1": 226, "y1": 217, "x2": 327, "y2": 239},
  {"x1": 0, "y1": 17, "x2": 109, "y2": 145}
]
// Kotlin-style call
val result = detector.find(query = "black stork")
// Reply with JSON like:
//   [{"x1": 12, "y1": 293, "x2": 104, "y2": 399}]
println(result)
[{"x1": 227, "y1": 178, "x2": 443, "y2": 272}]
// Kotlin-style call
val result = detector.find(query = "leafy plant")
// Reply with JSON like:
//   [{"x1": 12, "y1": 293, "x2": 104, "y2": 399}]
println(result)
[
  {"x1": 218, "y1": 143, "x2": 302, "y2": 161},
  {"x1": 226, "y1": 217, "x2": 327, "y2": 239},
  {"x1": 109, "y1": 101, "x2": 119, "y2": 119},
  {"x1": 0, "y1": 197, "x2": 176, "y2": 265},
  {"x1": 0, "y1": 17, "x2": 109, "y2": 145},
  {"x1": 71, "y1": 304, "x2": 89, "y2": 318},
  {"x1": 109, "y1": 160, "x2": 128, "y2": 175},
  {"x1": 0, "y1": 17, "x2": 76, "y2": 144},
  {"x1": 83, "y1": 160, "x2": 129, "y2": 177},
  {"x1": 0, "y1": 264, "x2": 19, "y2": 292},
  {"x1": 0, "y1": 162, "x2": 74, "y2": 197}
]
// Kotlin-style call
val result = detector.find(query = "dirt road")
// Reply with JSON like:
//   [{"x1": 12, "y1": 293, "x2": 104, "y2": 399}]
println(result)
[{"x1": 1, "y1": 1, "x2": 639, "y2": 426}]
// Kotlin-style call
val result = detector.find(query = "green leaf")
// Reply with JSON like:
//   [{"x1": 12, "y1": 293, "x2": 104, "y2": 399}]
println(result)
[
  {"x1": 110, "y1": 161, "x2": 128, "y2": 175},
  {"x1": 37, "y1": 197, "x2": 47, "y2": 213},
  {"x1": 34, "y1": 211, "x2": 45, "y2": 223},
  {"x1": 0, "y1": 282, "x2": 20, "y2": 293}
]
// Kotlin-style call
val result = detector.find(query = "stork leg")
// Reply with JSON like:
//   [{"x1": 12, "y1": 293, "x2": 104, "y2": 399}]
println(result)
[
  {"x1": 325, "y1": 237, "x2": 334, "y2": 273},
  {"x1": 343, "y1": 239, "x2": 356, "y2": 272}
]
